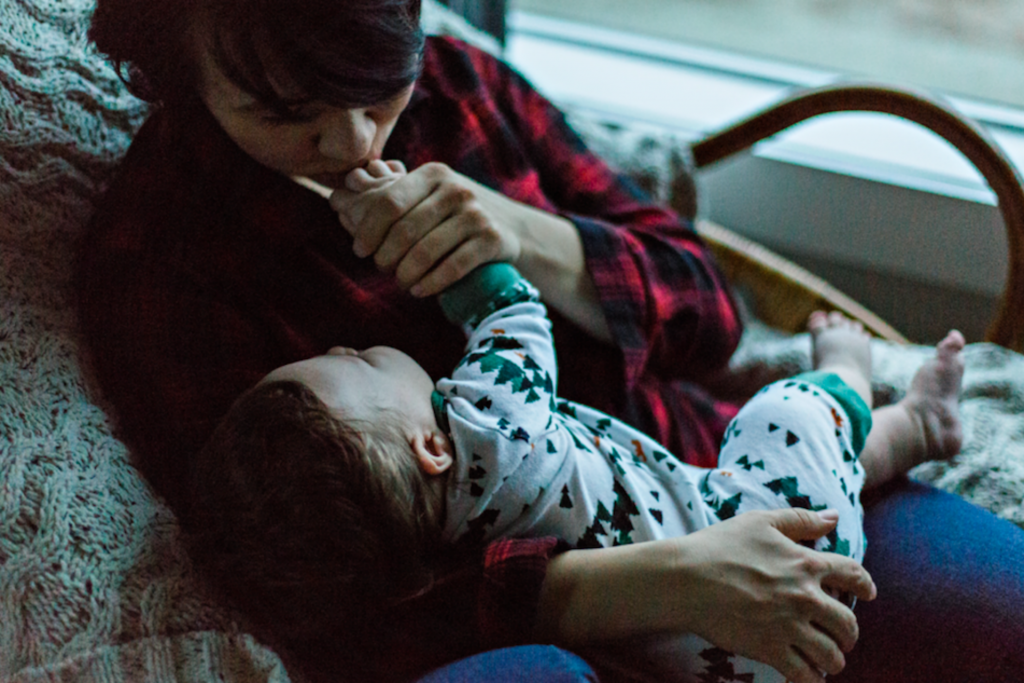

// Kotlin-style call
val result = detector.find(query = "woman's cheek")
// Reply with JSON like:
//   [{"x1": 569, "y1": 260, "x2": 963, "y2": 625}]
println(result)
[{"x1": 235, "y1": 125, "x2": 316, "y2": 175}]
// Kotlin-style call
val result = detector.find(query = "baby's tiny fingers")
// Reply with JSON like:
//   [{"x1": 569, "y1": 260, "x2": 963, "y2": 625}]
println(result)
[
  {"x1": 386, "y1": 159, "x2": 408, "y2": 175},
  {"x1": 345, "y1": 167, "x2": 400, "y2": 192},
  {"x1": 345, "y1": 167, "x2": 377, "y2": 191},
  {"x1": 366, "y1": 159, "x2": 397, "y2": 178}
]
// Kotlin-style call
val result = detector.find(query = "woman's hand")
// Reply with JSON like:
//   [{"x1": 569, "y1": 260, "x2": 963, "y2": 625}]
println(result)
[
  {"x1": 672, "y1": 508, "x2": 875, "y2": 682},
  {"x1": 330, "y1": 160, "x2": 613, "y2": 340},
  {"x1": 329, "y1": 161, "x2": 525, "y2": 297},
  {"x1": 538, "y1": 508, "x2": 876, "y2": 683}
]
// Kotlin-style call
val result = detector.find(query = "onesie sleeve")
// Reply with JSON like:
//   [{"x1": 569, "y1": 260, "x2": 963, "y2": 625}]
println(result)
[{"x1": 435, "y1": 264, "x2": 566, "y2": 545}]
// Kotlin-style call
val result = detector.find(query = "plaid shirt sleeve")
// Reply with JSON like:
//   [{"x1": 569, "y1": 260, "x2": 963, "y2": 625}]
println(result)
[
  {"x1": 452, "y1": 39, "x2": 743, "y2": 390},
  {"x1": 477, "y1": 537, "x2": 567, "y2": 647},
  {"x1": 329, "y1": 538, "x2": 566, "y2": 683},
  {"x1": 267, "y1": 536, "x2": 565, "y2": 683}
]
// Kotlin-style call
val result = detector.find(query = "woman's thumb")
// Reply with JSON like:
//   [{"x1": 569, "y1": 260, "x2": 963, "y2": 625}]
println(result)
[{"x1": 771, "y1": 508, "x2": 839, "y2": 542}]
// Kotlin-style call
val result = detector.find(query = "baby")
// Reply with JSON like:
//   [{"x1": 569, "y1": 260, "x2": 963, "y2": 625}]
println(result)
[{"x1": 187, "y1": 258, "x2": 964, "y2": 682}]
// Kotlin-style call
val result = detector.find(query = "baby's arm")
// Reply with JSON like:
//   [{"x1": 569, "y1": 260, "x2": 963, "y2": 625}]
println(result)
[
  {"x1": 437, "y1": 263, "x2": 559, "y2": 423},
  {"x1": 435, "y1": 264, "x2": 566, "y2": 543}
]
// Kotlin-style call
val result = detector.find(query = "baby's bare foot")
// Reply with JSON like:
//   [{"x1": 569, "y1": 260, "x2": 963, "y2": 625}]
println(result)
[
  {"x1": 899, "y1": 330, "x2": 966, "y2": 466},
  {"x1": 808, "y1": 311, "x2": 873, "y2": 407}
]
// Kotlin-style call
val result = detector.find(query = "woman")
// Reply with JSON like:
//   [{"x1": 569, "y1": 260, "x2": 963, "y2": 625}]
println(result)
[{"x1": 79, "y1": 0, "x2": 1024, "y2": 682}]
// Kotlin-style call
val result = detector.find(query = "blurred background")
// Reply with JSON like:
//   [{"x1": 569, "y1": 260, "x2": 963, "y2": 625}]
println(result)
[
  {"x1": 440, "y1": 0, "x2": 1024, "y2": 344},
  {"x1": 511, "y1": 0, "x2": 1024, "y2": 110}
]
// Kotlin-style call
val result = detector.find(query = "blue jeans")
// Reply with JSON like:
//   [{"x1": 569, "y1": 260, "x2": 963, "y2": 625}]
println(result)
[
  {"x1": 419, "y1": 480, "x2": 1023, "y2": 683},
  {"x1": 834, "y1": 477, "x2": 1024, "y2": 683},
  {"x1": 416, "y1": 645, "x2": 597, "y2": 683}
]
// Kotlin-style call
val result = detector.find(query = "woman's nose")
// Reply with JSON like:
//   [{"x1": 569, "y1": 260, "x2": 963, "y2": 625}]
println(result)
[{"x1": 317, "y1": 108, "x2": 376, "y2": 162}]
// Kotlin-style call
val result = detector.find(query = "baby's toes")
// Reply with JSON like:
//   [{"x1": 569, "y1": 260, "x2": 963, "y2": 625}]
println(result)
[
  {"x1": 808, "y1": 310, "x2": 830, "y2": 333},
  {"x1": 937, "y1": 330, "x2": 966, "y2": 357},
  {"x1": 827, "y1": 311, "x2": 849, "y2": 327}
]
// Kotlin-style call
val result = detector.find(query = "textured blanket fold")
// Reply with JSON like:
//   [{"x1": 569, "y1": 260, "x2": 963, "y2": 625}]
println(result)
[{"x1": 1, "y1": 1, "x2": 1021, "y2": 681}]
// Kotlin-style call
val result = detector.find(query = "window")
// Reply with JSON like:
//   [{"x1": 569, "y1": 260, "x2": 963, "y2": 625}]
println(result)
[
  {"x1": 502, "y1": 3, "x2": 1024, "y2": 344},
  {"x1": 509, "y1": 0, "x2": 1024, "y2": 110}
]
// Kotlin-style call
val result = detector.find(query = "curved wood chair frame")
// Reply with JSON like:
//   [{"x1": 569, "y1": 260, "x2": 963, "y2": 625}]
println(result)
[{"x1": 688, "y1": 82, "x2": 1024, "y2": 351}]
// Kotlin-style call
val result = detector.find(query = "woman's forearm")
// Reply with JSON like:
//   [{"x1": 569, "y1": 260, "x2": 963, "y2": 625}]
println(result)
[
  {"x1": 511, "y1": 205, "x2": 613, "y2": 344},
  {"x1": 533, "y1": 509, "x2": 877, "y2": 683},
  {"x1": 535, "y1": 538, "x2": 693, "y2": 645}
]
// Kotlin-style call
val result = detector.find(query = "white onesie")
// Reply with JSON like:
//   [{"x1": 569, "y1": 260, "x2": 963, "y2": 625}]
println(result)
[{"x1": 435, "y1": 264, "x2": 869, "y2": 683}]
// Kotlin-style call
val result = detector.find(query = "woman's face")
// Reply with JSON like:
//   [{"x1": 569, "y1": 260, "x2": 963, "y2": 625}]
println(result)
[{"x1": 196, "y1": 42, "x2": 414, "y2": 188}]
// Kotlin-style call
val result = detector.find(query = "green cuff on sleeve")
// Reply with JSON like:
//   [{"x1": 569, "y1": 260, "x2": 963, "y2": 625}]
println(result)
[
  {"x1": 794, "y1": 370, "x2": 873, "y2": 456},
  {"x1": 437, "y1": 263, "x2": 536, "y2": 328}
]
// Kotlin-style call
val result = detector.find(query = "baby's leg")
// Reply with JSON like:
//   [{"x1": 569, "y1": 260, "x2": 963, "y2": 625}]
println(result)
[
  {"x1": 681, "y1": 361, "x2": 869, "y2": 682},
  {"x1": 808, "y1": 311, "x2": 873, "y2": 409},
  {"x1": 667, "y1": 315, "x2": 877, "y2": 683},
  {"x1": 857, "y1": 331, "x2": 965, "y2": 490},
  {"x1": 710, "y1": 364, "x2": 868, "y2": 561}
]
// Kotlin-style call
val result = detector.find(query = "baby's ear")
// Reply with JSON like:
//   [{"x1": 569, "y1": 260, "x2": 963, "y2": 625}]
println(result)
[{"x1": 410, "y1": 430, "x2": 454, "y2": 476}]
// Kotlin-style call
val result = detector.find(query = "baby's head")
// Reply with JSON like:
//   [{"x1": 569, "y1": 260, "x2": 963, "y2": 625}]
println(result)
[
  {"x1": 264, "y1": 345, "x2": 454, "y2": 481},
  {"x1": 186, "y1": 345, "x2": 454, "y2": 642}
]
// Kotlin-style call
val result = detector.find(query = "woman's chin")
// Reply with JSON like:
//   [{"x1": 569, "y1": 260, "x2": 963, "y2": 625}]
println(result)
[{"x1": 307, "y1": 172, "x2": 349, "y2": 189}]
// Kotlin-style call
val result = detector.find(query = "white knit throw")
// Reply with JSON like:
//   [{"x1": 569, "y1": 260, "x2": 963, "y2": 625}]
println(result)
[{"x1": 1, "y1": 0, "x2": 1022, "y2": 681}]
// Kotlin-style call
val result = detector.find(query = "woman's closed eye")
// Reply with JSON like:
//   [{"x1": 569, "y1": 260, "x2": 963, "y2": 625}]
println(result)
[
  {"x1": 259, "y1": 107, "x2": 318, "y2": 126},
  {"x1": 247, "y1": 97, "x2": 325, "y2": 125}
]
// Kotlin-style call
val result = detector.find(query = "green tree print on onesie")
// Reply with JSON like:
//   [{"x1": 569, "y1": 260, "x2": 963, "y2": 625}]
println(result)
[
  {"x1": 700, "y1": 471, "x2": 743, "y2": 520},
  {"x1": 697, "y1": 647, "x2": 755, "y2": 683},
  {"x1": 457, "y1": 336, "x2": 554, "y2": 406},
  {"x1": 765, "y1": 476, "x2": 851, "y2": 556},
  {"x1": 575, "y1": 480, "x2": 640, "y2": 548}
]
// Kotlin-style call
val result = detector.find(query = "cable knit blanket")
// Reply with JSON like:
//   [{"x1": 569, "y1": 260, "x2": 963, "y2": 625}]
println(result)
[{"x1": 1, "y1": 1, "x2": 1022, "y2": 681}]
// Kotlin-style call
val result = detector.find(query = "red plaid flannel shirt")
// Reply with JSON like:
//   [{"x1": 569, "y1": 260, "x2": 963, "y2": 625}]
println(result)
[{"x1": 78, "y1": 36, "x2": 742, "y2": 678}]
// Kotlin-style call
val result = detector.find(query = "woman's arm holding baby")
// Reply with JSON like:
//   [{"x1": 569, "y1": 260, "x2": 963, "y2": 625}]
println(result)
[{"x1": 538, "y1": 508, "x2": 876, "y2": 683}]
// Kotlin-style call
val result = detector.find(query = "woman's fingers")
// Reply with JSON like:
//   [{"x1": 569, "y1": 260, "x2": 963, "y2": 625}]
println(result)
[
  {"x1": 807, "y1": 593, "x2": 859, "y2": 654},
  {"x1": 822, "y1": 556, "x2": 878, "y2": 602},
  {"x1": 680, "y1": 510, "x2": 870, "y2": 677},
  {"x1": 780, "y1": 647, "x2": 827, "y2": 683},
  {"x1": 770, "y1": 507, "x2": 840, "y2": 542},
  {"x1": 331, "y1": 163, "x2": 443, "y2": 258},
  {"x1": 540, "y1": 511, "x2": 870, "y2": 682},
  {"x1": 405, "y1": 230, "x2": 502, "y2": 297},
  {"x1": 773, "y1": 598, "x2": 851, "y2": 683},
  {"x1": 370, "y1": 177, "x2": 475, "y2": 272},
  {"x1": 798, "y1": 621, "x2": 849, "y2": 674},
  {"x1": 768, "y1": 506, "x2": 877, "y2": 599},
  {"x1": 331, "y1": 162, "x2": 523, "y2": 289},
  {"x1": 384, "y1": 191, "x2": 511, "y2": 292}
]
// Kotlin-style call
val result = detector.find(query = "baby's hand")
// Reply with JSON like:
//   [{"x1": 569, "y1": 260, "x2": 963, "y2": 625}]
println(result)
[{"x1": 345, "y1": 159, "x2": 407, "y2": 193}]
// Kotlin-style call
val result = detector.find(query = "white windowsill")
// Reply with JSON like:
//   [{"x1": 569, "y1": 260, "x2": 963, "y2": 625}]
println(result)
[{"x1": 503, "y1": 11, "x2": 1023, "y2": 306}]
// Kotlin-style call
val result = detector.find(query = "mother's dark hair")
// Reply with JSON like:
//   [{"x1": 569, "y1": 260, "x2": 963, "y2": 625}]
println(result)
[{"x1": 89, "y1": 0, "x2": 424, "y2": 109}]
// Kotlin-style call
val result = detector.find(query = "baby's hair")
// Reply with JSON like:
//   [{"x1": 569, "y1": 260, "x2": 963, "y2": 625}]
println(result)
[
  {"x1": 185, "y1": 378, "x2": 444, "y2": 642},
  {"x1": 89, "y1": 0, "x2": 424, "y2": 108}
]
